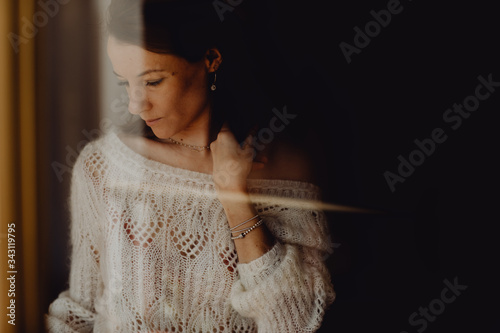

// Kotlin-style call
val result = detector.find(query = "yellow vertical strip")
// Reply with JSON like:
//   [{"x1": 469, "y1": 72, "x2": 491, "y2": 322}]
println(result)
[
  {"x1": 1, "y1": 2, "x2": 19, "y2": 333},
  {"x1": 18, "y1": 0, "x2": 40, "y2": 331}
]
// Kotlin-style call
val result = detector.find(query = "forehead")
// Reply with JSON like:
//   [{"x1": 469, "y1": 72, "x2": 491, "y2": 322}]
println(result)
[{"x1": 106, "y1": 35, "x2": 181, "y2": 76}]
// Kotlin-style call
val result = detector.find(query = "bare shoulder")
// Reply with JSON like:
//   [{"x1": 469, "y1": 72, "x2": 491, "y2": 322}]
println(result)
[
  {"x1": 117, "y1": 132, "x2": 147, "y2": 152},
  {"x1": 250, "y1": 137, "x2": 317, "y2": 185},
  {"x1": 116, "y1": 132, "x2": 159, "y2": 160}
]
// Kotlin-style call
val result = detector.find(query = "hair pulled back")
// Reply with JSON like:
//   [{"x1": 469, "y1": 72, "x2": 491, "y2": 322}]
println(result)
[{"x1": 106, "y1": 0, "x2": 273, "y2": 143}]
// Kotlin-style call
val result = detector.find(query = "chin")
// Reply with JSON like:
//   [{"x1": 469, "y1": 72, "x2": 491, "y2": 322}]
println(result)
[
  {"x1": 149, "y1": 124, "x2": 176, "y2": 140},
  {"x1": 149, "y1": 127, "x2": 167, "y2": 140}
]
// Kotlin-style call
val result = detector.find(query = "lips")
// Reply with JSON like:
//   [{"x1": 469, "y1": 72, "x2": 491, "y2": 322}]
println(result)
[{"x1": 144, "y1": 118, "x2": 162, "y2": 127}]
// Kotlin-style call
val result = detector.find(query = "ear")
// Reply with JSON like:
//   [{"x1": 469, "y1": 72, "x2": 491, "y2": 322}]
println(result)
[{"x1": 204, "y1": 48, "x2": 222, "y2": 73}]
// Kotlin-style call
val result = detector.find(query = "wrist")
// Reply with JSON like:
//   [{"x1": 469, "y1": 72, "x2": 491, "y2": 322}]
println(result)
[
  {"x1": 222, "y1": 199, "x2": 258, "y2": 229},
  {"x1": 217, "y1": 187, "x2": 251, "y2": 207},
  {"x1": 215, "y1": 180, "x2": 248, "y2": 199}
]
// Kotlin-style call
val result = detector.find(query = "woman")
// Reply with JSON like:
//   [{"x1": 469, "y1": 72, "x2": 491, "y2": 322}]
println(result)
[{"x1": 46, "y1": 0, "x2": 335, "y2": 331}]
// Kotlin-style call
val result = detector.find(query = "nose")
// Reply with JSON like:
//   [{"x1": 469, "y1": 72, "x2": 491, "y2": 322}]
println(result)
[{"x1": 127, "y1": 86, "x2": 150, "y2": 115}]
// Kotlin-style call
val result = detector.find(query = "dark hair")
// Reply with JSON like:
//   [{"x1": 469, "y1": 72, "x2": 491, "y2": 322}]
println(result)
[{"x1": 106, "y1": 0, "x2": 273, "y2": 143}]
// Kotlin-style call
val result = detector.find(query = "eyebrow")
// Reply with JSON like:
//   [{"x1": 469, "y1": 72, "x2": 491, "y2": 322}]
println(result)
[{"x1": 113, "y1": 69, "x2": 167, "y2": 78}]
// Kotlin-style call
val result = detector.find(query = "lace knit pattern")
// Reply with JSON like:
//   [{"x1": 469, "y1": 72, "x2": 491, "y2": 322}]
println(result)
[{"x1": 46, "y1": 132, "x2": 335, "y2": 332}]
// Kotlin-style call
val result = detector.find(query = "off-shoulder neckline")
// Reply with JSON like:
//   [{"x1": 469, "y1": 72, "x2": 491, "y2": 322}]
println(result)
[{"x1": 100, "y1": 131, "x2": 321, "y2": 193}]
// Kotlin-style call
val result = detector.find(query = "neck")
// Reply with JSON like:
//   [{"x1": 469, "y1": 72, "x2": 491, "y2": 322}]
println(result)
[
  {"x1": 168, "y1": 131, "x2": 210, "y2": 148},
  {"x1": 165, "y1": 137, "x2": 210, "y2": 151},
  {"x1": 157, "y1": 109, "x2": 214, "y2": 155}
]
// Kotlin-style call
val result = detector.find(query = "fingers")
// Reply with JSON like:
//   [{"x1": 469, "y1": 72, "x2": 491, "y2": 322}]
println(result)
[
  {"x1": 213, "y1": 124, "x2": 236, "y2": 151},
  {"x1": 255, "y1": 155, "x2": 268, "y2": 164},
  {"x1": 219, "y1": 121, "x2": 231, "y2": 132},
  {"x1": 216, "y1": 123, "x2": 237, "y2": 141},
  {"x1": 214, "y1": 129, "x2": 264, "y2": 164},
  {"x1": 251, "y1": 155, "x2": 268, "y2": 171},
  {"x1": 242, "y1": 134, "x2": 253, "y2": 148}
]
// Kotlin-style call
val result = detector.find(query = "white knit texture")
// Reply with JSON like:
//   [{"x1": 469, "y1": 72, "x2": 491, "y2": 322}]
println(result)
[{"x1": 46, "y1": 132, "x2": 335, "y2": 332}]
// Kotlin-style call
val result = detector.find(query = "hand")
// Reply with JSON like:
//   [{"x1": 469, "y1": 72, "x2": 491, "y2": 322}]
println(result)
[{"x1": 210, "y1": 124, "x2": 266, "y2": 195}]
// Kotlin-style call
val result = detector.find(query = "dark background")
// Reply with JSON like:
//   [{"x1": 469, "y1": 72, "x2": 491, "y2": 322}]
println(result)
[{"x1": 242, "y1": 0, "x2": 499, "y2": 332}]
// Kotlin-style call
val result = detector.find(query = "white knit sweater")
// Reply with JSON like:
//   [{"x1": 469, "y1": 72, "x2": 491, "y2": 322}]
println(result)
[{"x1": 46, "y1": 131, "x2": 335, "y2": 333}]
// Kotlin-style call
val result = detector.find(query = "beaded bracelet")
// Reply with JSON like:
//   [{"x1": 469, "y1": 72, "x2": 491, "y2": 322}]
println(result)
[
  {"x1": 230, "y1": 217, "x2": 263, "y2": 233},
  {"x1": 229, "y1": 214, "x2": 259, "y2": 232},
  {"x1": 231, "y1": 219, "x2": 264, "y2": 240},
  {"x1": 231, "y1": 221, "x2": 262, "y2": 234}
]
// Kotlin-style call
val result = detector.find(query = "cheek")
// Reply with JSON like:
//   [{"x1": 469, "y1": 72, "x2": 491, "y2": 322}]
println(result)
[
  {"x1": 149, "y1": 85, "x2": 206, "y2": 119},
  {"x1": 160, "y1": 74, "x2": 209, "y2": 111},
  {"x1": 178, "y1": 69, "x2": 208, "y2": 99}
]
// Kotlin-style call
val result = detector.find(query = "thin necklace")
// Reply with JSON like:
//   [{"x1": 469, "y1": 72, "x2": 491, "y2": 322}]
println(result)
[{"x1": 165, "y1": 137, "x2": 210, "y2": 152}]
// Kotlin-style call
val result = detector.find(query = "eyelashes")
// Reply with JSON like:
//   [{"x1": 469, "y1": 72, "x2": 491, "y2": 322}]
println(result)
[
  {"x1": 117, "y1": 78, "x2": 164, "y2": 87},
  {"x1": 146, "y1": 79, "x2": 164, "y2": 87}
]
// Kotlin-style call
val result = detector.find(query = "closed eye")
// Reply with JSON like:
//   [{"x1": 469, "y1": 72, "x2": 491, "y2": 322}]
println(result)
[
  {"x1": 116, "y1": 79, "x2": 164, "y2": 87},
  {"x1": 146, "y1": 79, "x2": 164, "y2": 87}
]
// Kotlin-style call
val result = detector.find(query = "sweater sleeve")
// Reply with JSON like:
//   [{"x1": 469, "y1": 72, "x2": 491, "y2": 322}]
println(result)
[
  {"x1": 230, "y1": 192, "x2": 336, "y2": 332},
  {"x1": 45, "y1": 145, "x2": 104, "y2": 332}
]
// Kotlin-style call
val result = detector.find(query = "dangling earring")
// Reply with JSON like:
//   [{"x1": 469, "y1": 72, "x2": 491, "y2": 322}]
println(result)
[{"x1": 211, "y1": 72, "x2": 217, "y2": 91}]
